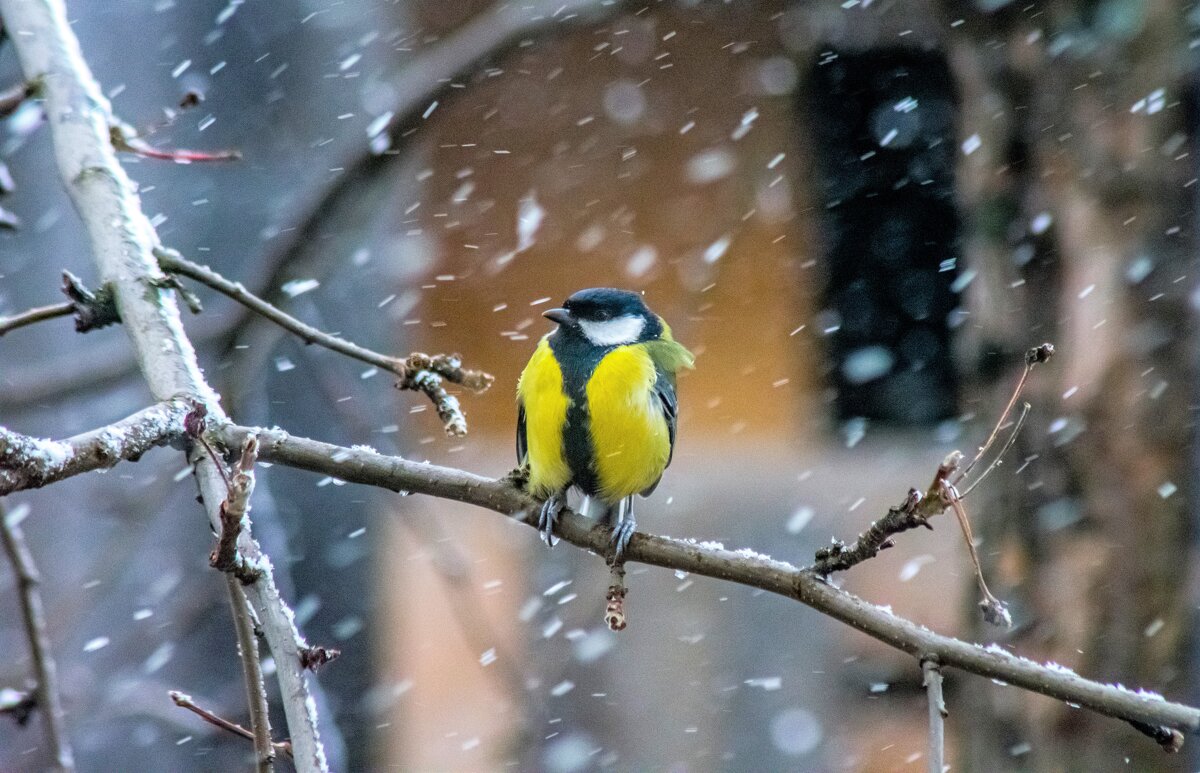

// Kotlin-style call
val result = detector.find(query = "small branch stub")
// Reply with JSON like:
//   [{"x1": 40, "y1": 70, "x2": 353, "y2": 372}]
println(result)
[
  {"x1": 1129, "y1": 719, "x2": 1185, "y2": 754},
  {"x1": 298, "y1": 645, "x2": 341, "y2": 671},
  {"x1": 604, "y1": 564, "x2": 628, "y2": 631},
  {"x1": 61, "y1": 271, "x2": 119, "y2": 333},
  {"x1": 0, "y1": 688, "x2": 37, "y2": 726},
  {"x1": 209, "y1": 436, "x2": 263, "y2": 583}
]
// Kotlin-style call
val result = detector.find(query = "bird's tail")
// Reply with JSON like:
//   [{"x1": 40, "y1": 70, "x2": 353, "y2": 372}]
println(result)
[{"x1": 582, "y1": 495, "x2": 629, "y2": 527}]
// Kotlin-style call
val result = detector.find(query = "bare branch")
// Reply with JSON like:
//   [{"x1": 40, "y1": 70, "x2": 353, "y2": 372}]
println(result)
[
  {"x1": 224, "y1": 580, "x2": 275, "y2": 773},
  {"x1": 205, "y1": 436, "x2": 275, "y2": 770},
  {"x1": 604, "y1": 563, "x2": 628, "y2": 632},
  {"x1": 156, "y1": 247, "x2": 493, "y2": 435},
  {"x1": 0, "y1": 302, "x2": 73, "y2": 337},
  {"x1": 1129, "y1": 719, "x2": 1185, "y2": 753},
  {"x1": 942, "y1": 481, "x2": 1011, "y2": 628},
  {"x1": 0, "y1": 503, "x2": 74, "y2": 771},
  {"x1": 812, "y1": 344, "x2": 1047, "y2": 594},
  {"x1": 169, "y1": 691, "x2": 293, "y2": 761},
  {"x1": 955, "y1": 343, "x2": 1053, "y2": 483},
  {"x1": 0, "y1": 398, "x2": 192, "y2": 495},
  {"x1": 811, "y1": 456, "x2": 958, "y2": 575},
  {"x1": 0, "y1": 2, "x2": 328, "y2": 767},
  {"x1": 959, "y1": 402, "x2": 1031, "y2": 498},
  {"x1": 923, "y1": 659, "x2": 947, "y2": 773},
  {"x1": 109, "y1": 122, "x2": 241, "y2": 163},
  {"x1": 210, "y1": 422, "x2": 1200, "y2": 739}
]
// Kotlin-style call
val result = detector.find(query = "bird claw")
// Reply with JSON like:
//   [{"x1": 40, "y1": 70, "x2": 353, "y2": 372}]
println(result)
[
  {"x1": 538, "y1": 492, "x2": 564, "y2": 547},
  {"x1": 609, "y1": 517, "x2": 636, "y2": 565}
]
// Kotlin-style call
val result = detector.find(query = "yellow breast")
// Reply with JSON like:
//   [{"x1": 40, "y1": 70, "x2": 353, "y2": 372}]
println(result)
[
  {"x1": 586, "y1": 345, "x2": 671, "y2": 501},
  {"x1": 516, "y1": 337, "x2": 572, "y2": 497}
]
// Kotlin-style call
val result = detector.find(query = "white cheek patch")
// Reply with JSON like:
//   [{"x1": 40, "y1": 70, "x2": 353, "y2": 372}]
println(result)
[{"x1": 578, "y1": 315, "x2": 645, "y2": 346}]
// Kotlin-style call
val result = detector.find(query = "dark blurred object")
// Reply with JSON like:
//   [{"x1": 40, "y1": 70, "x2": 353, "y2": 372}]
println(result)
[{"x1": 807, "y1": 49, "x2": 961, "y2": 424}]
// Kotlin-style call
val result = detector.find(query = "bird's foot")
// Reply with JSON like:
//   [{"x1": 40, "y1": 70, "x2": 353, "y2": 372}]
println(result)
[
  {"x1": 537, "y1": 491, "x2": 565, "y2": 547},
  {"x1": 609, "y1": 516, "x2": 636, "y2": 565}
]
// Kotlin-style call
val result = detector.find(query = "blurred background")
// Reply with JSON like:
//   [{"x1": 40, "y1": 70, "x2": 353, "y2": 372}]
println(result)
[{"x1": 0, "y1": 0, "x2": 1195, "y2": 770}]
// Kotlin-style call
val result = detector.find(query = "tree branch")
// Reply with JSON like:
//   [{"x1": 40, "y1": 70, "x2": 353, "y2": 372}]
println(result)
[
  {"x1": 0, "y1": 301, "x2": 72, "y2": 337},
  {"x1": 922, "y1": 659, "x2": 946, "y2": 773},
  {"x1": 207, "y1": 435, "x2": 275, "y2": 771},
  {"x1": 225, "y1": 579, "x2": 275, "y2": 773},
  {"x1": 155, "y1": 247, "x2": 493, "y2": 435},
  {"x1": 0, "y1": 2, "x2": 327, "y2": 768},
  {"x1": 169, "y1": 691, "x2": 293, "y2": 761},
  {"x1": 0, "y1": 398, "x2": 192, "y2": 495},
  {"x1": 0, "y1": 503, "x2": 74, "y2": 771},
  {"x1": 207, "y1": 422, "x2": 1200, "y2": 739}
]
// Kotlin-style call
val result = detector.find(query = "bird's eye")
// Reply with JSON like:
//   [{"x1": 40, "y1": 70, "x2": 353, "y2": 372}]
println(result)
[{"x1": 595, "y1": 310, "x2": 611, "y2": 321}]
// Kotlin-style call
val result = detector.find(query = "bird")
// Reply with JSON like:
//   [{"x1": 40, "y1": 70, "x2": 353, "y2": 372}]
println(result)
[{"x1": 516, "y1": 288, "x2": 694, "y2": 563}]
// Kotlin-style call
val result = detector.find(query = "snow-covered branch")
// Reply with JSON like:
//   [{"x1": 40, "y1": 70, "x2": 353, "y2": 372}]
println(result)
[
  {"x1": 0, "y1": 1, "x2": 326, "y2": 768},
  {"x1": 210, "y1": 422, "x2": 1200, "y2": 740},
  {"x1": 0, "y1": 399, "x2": 191, "y2": 495}
]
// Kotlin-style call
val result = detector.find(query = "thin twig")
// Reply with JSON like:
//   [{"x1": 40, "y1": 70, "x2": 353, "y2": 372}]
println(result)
[
  {"x1": 922, "y1": 659, "x2": 947, "y2": 773},
  {"x1": 110, "y1": 122, "x2": 240, "y2": 162},
  {"x1": 0, "y1": 302, "x2": 72, "y2": 337},
  {"x1": 0, "y1": 503, "x2": 75, "y2": 771},
  {"x1": 169, "y1": 691, "x2": 293, "y2": 761},
  {"x1": 956, "y1": 343, "x2": 1053, "y2": 483},
  {"x1": 208, "y1": 422, "x2": 1200, "y2": 741},
  {"x1": 812, "y1": 346, "x2": 1051, "y2": 602},
  {"x1": 942, "y1": 482, "x2": 1012, "y2": 628},
  {"x1": 154, "y1": 246, "x2": 493, "y2": 435},
  {"x1": 959, "y1": 402, "x2": 1031, "y2": 498},
  {"x1": 225, "y1": 580, "x2": 275, "y2": 772}
]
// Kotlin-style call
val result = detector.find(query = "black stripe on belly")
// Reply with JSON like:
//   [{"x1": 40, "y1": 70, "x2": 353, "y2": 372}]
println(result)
[{"x1": 548, "y1": 330, "x2": 609, "y2": 496}]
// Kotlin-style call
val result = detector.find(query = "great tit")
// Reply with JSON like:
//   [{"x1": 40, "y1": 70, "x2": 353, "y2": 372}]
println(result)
[{"x1": 516, "y1": 288, "x2": 694, "y2": 562}]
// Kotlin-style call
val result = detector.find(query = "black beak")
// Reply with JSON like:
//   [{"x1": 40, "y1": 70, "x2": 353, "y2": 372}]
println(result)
[{"x1": 543, "y1": 308, "x2": 574, "y2": 326}]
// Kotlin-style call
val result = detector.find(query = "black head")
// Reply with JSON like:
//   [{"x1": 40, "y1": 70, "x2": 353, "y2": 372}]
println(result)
[{"x1": 543, "y1": 288, "x2": 662, "y2": 346}]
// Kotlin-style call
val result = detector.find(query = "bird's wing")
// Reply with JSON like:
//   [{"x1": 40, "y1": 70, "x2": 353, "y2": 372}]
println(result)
[
  {"x1": 516, "y1": 402, "x2": 528, "y2": 464},
  {"x1": 638, "y1": 334, "x2": 693, "y2": 497},
  {"x1": 640, "y1": 367, "x2": 678, "y2": 497},
  {"x1": 656, "y1": 368, "x2": 679, "y2": 467}
]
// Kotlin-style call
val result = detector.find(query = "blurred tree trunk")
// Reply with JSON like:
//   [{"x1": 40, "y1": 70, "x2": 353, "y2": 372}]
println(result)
[{"x1": 950, "y1": 1, "x2": 1195, "y2": 770}]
